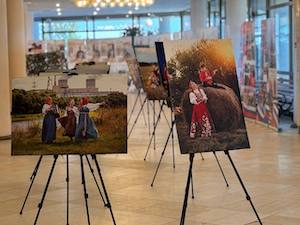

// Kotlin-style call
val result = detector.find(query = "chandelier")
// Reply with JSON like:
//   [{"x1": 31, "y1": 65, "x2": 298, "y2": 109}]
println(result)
[{"x1": 74, "y1": 0, "x2": 155, "y2": 8}]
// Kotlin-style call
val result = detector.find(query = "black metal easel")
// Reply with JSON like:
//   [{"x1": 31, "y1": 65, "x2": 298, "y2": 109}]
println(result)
[
  {"x1": 128, "y1": 90, "x2": 147, "y2": 127},
  {"x1": 144, "y1": 100, "x2": 172, "y2": 160},
  {"x1": 128, "y1": 96, "x2": 148, "y2": 138},
  {"x1": 149, "y1": 120, "x2": 229, "y2": 188},
  {"x1": 179, "y1": 151, "x2": 263, "y2": 225},
  {"x1": 19, "y1": 155, "x2": 43, "y2": 215},
  {"x1": 20, "y1": 154, "x2": 116, "y2": 225}
]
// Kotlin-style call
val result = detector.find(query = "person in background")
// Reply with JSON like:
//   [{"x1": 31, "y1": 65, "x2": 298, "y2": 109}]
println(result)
[
  {"x1": 198, "y1": 63, "x2": 218, "y2": 87},
  {"x1": 42, "y1": 96, "x2": 60, "y2": 144},
  {"x1": 58, "y1": 98, "x2": 79, "y2": 141},
  {"x1": 188, "y1": 81, "x2": 215, "y2": 139},
  {"x1": 75, "y1": 97, "x2": 105, "y2": 141}
]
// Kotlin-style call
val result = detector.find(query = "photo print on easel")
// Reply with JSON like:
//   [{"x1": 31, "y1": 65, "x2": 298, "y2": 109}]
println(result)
[
  {"x1": 163, "y1": 39, "x2": 250, "y2": 154},
  {"x1": 127, "y1": 58, "x2": 144, "y2": 91},
  {"x1": 11, "y1": 74, "x2": 127, "y2": 155},
  {"x1": 135, "y1": 47, "x2": 168, "y2": 100}
]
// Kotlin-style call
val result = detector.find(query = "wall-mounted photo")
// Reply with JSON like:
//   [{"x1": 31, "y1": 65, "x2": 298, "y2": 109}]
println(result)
[
  {"x1": 11, "y1": 74, "x2": 127, "y2": 155},
  {"x1": 164, "y1": 39, "x2": 250, "y2": 154},
  {"x1": 135, "y1": 47, "x2": 168, "y2": 100}
]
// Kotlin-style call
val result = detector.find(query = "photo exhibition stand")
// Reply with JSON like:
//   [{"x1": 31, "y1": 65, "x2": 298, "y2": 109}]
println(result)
[
  {"x1": 180, "y1": 152, "x2": 263, "y2": 225},
  {"x1": 19, "y1": 154, "x2": 116, "y2": 225}
]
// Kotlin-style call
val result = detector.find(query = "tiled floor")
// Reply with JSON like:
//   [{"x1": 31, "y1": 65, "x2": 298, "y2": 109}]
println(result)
[{"x1": 0, "y1": 93, "x2": 300, "y2": 224}]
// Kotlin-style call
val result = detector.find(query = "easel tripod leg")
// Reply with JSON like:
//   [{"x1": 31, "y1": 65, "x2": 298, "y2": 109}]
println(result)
[
  {"x1": 138, "y1": 94, "x2": 147, "y2": 126},
  {"x1": 190, "y1": 171, "x2": 195, "y2": 199},
  {"x1": 85, "y1": 155, "x2": 107, "y2": 207},
  {"x1": 66, "y1": 154, "x2": 69, "y2": 225},
  {"x1": 144, "y1": 101, "x2": 166, "y2": 160},
  {"x1": 213, "y1": 151, "x2": 229, "y2": 187},
  {"x1": 80, "y1": 155, "x2": 91, "y2": 225},
  {"x1": 20, "y1": 155, "x2": 43, "y2": 215},
  {"x1": 128, "y1": 97, "x2": 147, "y2": 138},
  {"x1": 171, "y1": 111, "x2": 175, "y2": 169},
  {"x1": 128, "y1": 90, "x2": 140, "y2": 124},
  {"x1": 224, "y1": 151, "x2": 263, "y2": 225},
  {"x1": 200, "y1": 153, "x2": 204, "y2": 160},
  {"x1": 180, "y1": 153, "x2": 195, "y2": 225},
  {"x1": 147, "y1": 99, "x2": 150, "y2": 137},
  {"x1": 92, "y1": 155, "x2": 117, "y2": 225},
  {"x1": 150, "y1": 122, "x2": 174, "y2": 187},
  {"x1": 153, "y1": 100, "x2": 156, "y2": 150},
  {"x1": 33, "y1": 155, "x2": 58, "y2": 225}
]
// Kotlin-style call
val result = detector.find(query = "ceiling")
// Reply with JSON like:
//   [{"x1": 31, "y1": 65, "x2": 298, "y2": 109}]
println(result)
[{"x1": 24, "y1": 0, "x2": 190, "y2": 18}]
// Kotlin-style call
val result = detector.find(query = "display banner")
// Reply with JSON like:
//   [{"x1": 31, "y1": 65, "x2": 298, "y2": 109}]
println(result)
[
  {"x1": 164, "y1": 39, "x2": 250, "y2": 154},
  {"x1": 239, "y1": 21, "x2": 257, "y2": 120},
  {"x1": 257, "y1": 19, "x2": 279, "y2": 130}
]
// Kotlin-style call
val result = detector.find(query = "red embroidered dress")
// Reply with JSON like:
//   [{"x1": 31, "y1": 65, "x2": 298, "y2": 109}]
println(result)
[{"x1": 189, "y1": 88, "x2": 214, "y2": 138}]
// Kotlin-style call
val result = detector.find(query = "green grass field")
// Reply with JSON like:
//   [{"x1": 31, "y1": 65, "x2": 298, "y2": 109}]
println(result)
[{"x1": 12, "y1": 107, "x2": 127, "y2": 155}]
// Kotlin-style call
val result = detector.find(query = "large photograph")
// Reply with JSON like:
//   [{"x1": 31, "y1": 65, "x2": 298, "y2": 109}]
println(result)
[
  {"x1": 135, "y1": 47, "x2": 168, "y2": 100},
  {"x1": 164, "y1": 39, "x2": 250, "y2": 154},
  {"x1": 11, "y1": 74, "x2": 127, "y2": 155}
]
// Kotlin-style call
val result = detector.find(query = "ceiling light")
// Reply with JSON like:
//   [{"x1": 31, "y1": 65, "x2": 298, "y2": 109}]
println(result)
[
  {"x1": 73, "y1": 0, "x2": 154, "y2": 8},
  {"x1": 56, "y1": 8, "x2": 61, "y2": 12},
  {"x1": 128, "y1": 10, "x2": 133, "y2": 15},
  {"x1": 58, "y1": 12, "x2": 62, "y2": 16},
  {"x1": 56, "y1": 3, "x2": 60, "y2": 7},
  {"x1": 96, "y1": 7, "x2": 100, "y2": 11},
  {"x1": 93, "y1": 11, "x2": 98, "y2": 15}
]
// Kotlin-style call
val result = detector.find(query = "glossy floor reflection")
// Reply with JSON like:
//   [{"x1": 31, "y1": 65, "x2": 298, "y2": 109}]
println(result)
[{"x1": 0, "y1": 93, "x2": 300, "y2": 225}]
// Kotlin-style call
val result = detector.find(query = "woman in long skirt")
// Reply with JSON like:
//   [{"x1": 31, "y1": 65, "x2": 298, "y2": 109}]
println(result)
[
  {"x1": 58, "y1": 98, "x2": 78, "y2": 140},
  {"x1": 42, "y1": 96, "x2": 59, "y2": 144},
  {"x1": 75, "y1": 97, "x2": 104, "y2": 141},
  {"x1": 188, "y1": 81, "x2": 215, "y2": 138}
]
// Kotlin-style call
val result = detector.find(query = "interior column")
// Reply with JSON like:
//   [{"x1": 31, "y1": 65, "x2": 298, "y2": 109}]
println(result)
[
  {"x1": 7, "y1": 0, "x2": 27, "y2": 79},
  {"x1": 0, "y1": 0, "x2": 12, "y2": 138},
  {"x1": 190, "y1": 0, "x2": 207, "y2": 35}
]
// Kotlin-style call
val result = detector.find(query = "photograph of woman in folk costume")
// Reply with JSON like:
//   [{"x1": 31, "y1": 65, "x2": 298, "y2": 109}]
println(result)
[
  {"x1": 42, "y1": 96, "x2": 60, "y2": 144},
  {"x1": 148, "y1": 64, "x2": 160, "y2": 89},
  {"x1": 58, "y1": 98, "x2": 79, "y2": 141},
  {"x1": 75, "y1": 97, "x2": 105, "y2": 141},
  {"x1": 188, "y1": 81, "x2": 215, "y2": 139}
]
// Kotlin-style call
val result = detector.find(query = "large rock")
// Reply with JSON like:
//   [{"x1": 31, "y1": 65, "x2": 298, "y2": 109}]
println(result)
[{"x1": 181, "y1": 84, "x2": 244, "y2": 132}]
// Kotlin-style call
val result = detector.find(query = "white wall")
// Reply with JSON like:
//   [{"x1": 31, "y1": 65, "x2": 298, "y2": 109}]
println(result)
[{"x1": 0, "y1": 0, "x2": 12, "y2": 137}]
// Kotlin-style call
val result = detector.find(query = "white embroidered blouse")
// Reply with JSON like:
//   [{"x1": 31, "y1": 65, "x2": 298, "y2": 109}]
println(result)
[{"x1": 189, "y1": 89, "x2": 208, "y2": 105}]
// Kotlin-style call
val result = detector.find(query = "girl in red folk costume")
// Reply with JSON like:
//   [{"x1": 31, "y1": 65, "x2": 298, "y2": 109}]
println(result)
[
  {"x1": 198, "y1": 63, "x2": 222, "y2": 88},
  {"x1": 189, "y1": 81, "x2": 215, "y2": 138}
]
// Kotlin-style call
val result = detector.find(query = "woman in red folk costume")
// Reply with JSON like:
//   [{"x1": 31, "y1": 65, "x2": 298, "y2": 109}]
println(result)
[{"x1": 188, "y1": 81, "x2": 215, "y2": 138}]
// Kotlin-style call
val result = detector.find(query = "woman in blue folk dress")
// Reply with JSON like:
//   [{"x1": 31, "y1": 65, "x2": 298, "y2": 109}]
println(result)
[
  {"x1": 42, "y1": 96, "x2": 60, "y2": 144},
  {"x1": 75, "y1": 97, "x2": 104, "y2": 141}
]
